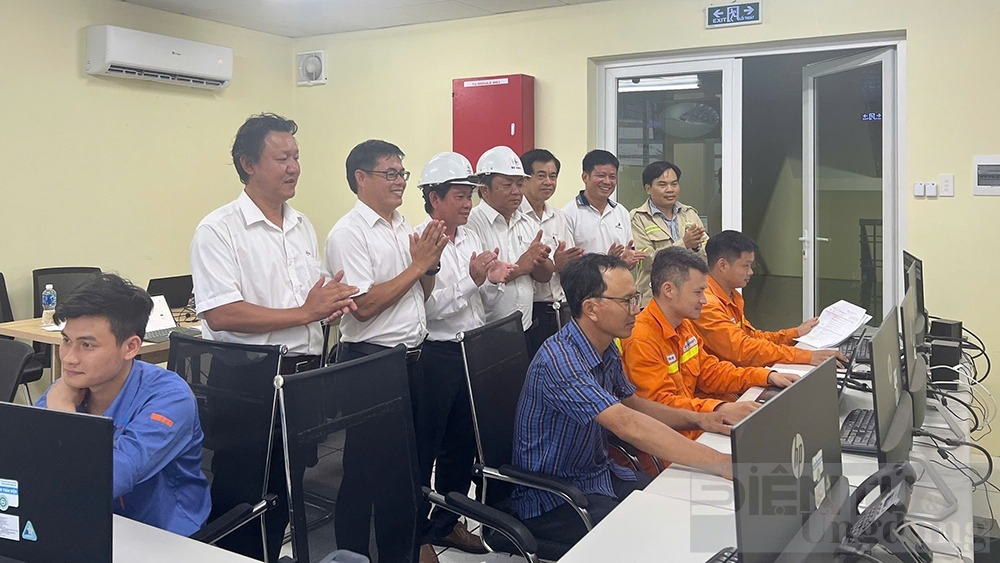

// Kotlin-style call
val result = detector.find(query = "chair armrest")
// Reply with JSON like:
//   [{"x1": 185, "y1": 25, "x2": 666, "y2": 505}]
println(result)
[
  {"x1": 496, "y1": 464, "x2": 589, "y2": 508},
  {"x1": 20, "y1": 359, "x2": 44, "y2": 384},
  {"x1": 422, "y1": 487, "x2": 538, "y2": 560},
  {"x1": 192, "y1": 493, "x2": 278, "y2": 544}
]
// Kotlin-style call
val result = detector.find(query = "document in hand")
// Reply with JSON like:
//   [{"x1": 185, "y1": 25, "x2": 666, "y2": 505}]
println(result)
[{"x1": 794, "y1": 300, "x2": 872, "y2": 349}]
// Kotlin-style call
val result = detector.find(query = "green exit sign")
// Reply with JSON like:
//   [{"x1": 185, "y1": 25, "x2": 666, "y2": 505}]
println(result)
[{"x1": 707, "y1": 2, "x2": 762, "y2": 28}]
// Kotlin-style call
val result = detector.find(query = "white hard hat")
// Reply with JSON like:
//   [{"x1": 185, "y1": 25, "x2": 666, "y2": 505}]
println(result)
[
  {"x1": 476, "y1": 146, "x2": 529, "y2": 178},
  {"x1": 419, "y1": 151, "x2": 478, "y2": 188}
]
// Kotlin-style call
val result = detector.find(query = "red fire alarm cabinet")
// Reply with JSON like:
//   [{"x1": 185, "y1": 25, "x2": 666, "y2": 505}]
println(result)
[{"x1": 453, "y1": 74, "x2": 535, "y2": 166}]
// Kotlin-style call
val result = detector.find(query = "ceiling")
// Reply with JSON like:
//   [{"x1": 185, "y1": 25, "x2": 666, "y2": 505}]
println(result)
[{"x1": 123, "y1": 0, "x2": 610, "y2": 38}]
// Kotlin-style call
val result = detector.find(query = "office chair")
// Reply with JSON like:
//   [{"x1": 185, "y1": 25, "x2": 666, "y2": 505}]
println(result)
[
  {"x1": 0, "y1": 272, "x2": 44, "y2": 403},
  {"x1": 31, "y1": 267, "x2": 101, "y2": 369},
  {"x1": 274, "y1": 345, "x2": 538, "y2": 563},
  {"x1": 458, "y1": 312, "x2": 591, "y2": 559},
  {"x1": 0, "y1": 339, "x2": 36, "y2": 403},
  {"x1": 167, "y1": 333, "x2": 286, "y2": 561}
]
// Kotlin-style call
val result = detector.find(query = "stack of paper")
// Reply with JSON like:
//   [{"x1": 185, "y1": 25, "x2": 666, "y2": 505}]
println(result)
[{"x1": 795, "y1": 300, "x2": 872, "y2": 349}]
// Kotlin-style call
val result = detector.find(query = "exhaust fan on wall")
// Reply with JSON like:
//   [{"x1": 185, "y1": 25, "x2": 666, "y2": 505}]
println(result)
[{"x1": 297, "y1": 51, "x2": 328, "y2": 86}]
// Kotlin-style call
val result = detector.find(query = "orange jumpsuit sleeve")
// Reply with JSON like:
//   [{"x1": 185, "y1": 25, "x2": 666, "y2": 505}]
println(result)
[
  {"x1": 691, "y1": 332, "x2": 773, "y2": 395},
  {"x1": 621, "y1": 336, "x2": 724, "y2": 413},
  {"x1": 694, "y1": 302, "x2": 811, "y2": 367}
]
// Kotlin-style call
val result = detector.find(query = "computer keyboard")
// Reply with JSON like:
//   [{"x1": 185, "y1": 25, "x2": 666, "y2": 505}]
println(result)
[
  {"x1": 144, "y1": 326, "x2": 200, "y2": 343},
  {"x1": 840, "y1": 408, "x2": 878, "y2": 454},
  {"x1": 705, "y1": 547, "x2": 739, "y2": 563},
  {"x1": 839, "y1": 336, "x2": 872, "y2": 365}
]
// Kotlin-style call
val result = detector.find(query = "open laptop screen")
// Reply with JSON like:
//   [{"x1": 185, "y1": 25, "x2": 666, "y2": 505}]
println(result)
[{"x1": 0, "y1": 403, "x2": 113, "y2": 563}]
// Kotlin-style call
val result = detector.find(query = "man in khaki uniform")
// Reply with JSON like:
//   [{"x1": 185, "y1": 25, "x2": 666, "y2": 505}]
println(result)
[{"x1": 631, "y1": 160, "x2": 708, "y2": 306}]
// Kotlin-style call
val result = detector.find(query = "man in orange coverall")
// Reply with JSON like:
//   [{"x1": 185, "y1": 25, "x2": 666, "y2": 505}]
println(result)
[
  {"x1": 620, "y1": 246, "x2": 798, "y2": 439},
  {"x1": 693, "y1": 230, "x2": 846, "y2": 367}
]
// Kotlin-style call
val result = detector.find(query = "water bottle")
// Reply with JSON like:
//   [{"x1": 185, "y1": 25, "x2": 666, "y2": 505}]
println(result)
[{"x1": 41, "y1": 284, "x2": 57, "y2": 325}]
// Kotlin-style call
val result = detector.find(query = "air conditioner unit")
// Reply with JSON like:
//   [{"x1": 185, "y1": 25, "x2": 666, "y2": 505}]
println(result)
[{"x1": 85, "y1": 25, "x2": 233, "y2": 90}]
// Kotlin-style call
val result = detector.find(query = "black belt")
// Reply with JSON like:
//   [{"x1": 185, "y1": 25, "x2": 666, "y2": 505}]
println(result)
[
  {"x1": 279, "y1": 354, "x2": 321, "y2": 375},
  {"x1": 424, "y1": 340, "x2": 462, "y2": 353},
  {"x1": 343, "y1": 341, "x2": 423, "y2": 364}
]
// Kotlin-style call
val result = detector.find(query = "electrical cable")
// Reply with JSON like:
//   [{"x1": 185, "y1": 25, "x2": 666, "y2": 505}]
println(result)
[{"x1": 895, "y1": 521, "x2": 963, "y2": 560}]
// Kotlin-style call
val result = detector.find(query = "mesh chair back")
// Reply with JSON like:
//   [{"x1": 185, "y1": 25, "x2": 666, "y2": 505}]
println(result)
[
  {"x1": 0, "y1": 273, "x2": 14, "y2": 324},
  {"x1": 458, "y1": 312, "x2": 531, "y2": 506},
  {"x1": 31, "y1": 267, "x2": 102, "y2": 318},
  {"x1": 277, "y1": 345, "x2": 420, "y2": 563},
  {"x1": 0, "y1": 339, "x2": 35, "y2": 403}
]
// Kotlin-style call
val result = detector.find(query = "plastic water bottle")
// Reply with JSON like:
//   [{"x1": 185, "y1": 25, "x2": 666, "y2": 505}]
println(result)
[{"x1": 41, "y1": 284, "x2": 57, "y2": 325}]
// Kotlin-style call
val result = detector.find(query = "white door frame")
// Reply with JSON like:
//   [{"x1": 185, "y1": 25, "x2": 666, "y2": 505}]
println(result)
[
  {"x1": 595, "y1": 33, "x2": 907, "y2": 316},
  {"x1": 802, "y1": 48, "x2": 898, "y2": 319},
  {"x1": 599, "y1": 59, "x2": 743, "y2": 230}
]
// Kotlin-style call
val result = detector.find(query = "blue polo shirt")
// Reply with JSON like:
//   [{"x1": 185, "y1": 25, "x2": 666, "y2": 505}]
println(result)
[
  {"x1": 511, "y1": 320, "x2": 637, "y2": 519},
  {"x1": 38, "y1": 360, "x2": 211, "y2": 536}
]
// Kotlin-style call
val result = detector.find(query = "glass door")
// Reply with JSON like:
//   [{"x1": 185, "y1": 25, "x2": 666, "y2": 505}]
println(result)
[
  {"x1": 601, "y1": 59, "x2": 742, "y2": 236},
  {"x1": 802, "y1": 48, "x2": 897, "y2": 320}
]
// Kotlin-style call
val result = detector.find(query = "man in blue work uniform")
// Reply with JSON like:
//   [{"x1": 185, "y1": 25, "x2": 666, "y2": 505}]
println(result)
[{"x1": 36, "y1": 273, "x2": 210, "y2": 536}]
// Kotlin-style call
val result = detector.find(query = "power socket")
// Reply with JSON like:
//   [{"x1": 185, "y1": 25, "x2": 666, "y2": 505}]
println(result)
[
  {"x1": 913, "y1": 182, "x2": 925, "y2": 197},
  {"x1": 925, "y1": 181, "x2": 938, "y2": 197},
  {"x1": 939, "y1": 173, "x2": 955, "y2": 196}
]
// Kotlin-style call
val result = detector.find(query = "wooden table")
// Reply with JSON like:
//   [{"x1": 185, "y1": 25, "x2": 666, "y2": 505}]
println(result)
[{"x1": 0, "y1": 317, "x2": 194, "y2": 382}]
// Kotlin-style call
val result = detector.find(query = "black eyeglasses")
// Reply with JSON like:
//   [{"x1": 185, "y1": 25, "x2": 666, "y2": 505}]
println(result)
[
  {"x1": 597, "y1": 292, "x2": 642, "y2": 310},
  {"x1": 363, "y1": 169, "x2": 410, "y2": 182}
]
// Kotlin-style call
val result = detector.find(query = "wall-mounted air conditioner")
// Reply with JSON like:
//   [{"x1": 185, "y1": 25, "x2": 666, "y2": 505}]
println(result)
[{"x1": 85, "y1": 25, "x2": 233, "y2": 90}]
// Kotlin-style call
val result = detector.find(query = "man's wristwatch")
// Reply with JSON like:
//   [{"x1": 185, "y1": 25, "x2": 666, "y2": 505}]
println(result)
[{"x1": 425, "y1": 262, "x2": 442, "y2": 276}]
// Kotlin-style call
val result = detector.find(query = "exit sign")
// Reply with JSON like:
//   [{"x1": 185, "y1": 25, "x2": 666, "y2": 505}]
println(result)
[{"x1": 707, "y1": 2, "x2": 762, "y2": 28}]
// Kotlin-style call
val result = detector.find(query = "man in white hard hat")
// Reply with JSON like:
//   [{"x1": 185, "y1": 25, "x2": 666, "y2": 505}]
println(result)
[
  {"x1": 519, "y1": 148, "x2": 583, "y2": 357},
  {"x1": 466, "y1": 145, "x2": 552, "y2": 334},
  {"x1": 416, "y1": 152, "x2": 516, "y2": 560},
  {"x1": 325, "y1": 139, "x2": 448, "y2": 562},
  {"x1": 562, "y1": 149, "x2": 647, "y2": 269}
]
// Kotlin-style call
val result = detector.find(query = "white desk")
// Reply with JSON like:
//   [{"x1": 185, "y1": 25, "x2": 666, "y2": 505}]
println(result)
[
  {"x1": 114, "y1": 516, "x2": 258, "y2": 562},
  {"x1": 558, "y1": 491, "x2": 736, "y2": 563}
]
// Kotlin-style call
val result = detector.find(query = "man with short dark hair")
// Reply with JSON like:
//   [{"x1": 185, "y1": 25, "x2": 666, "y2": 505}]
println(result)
[
  {"x1": 622, "y1": 247, "x2": 798, "y2": 439},
  {"x1": 562, "y1": 150, "x2": 647, "y2": 268},
  {"x1": 37, "y1": 273, "x2": 211, "y2": 537},
  {"x1": 519, "y1": 148, "x2": 582, "y2": 355},
  {"x1": 512, "y1": 253, "x2": 732, "y2": 549},
  {"x1": 693, "y1": 230, "x2": 846, "y2": 367}
]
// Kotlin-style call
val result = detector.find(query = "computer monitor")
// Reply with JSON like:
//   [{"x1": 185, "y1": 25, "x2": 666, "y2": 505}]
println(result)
[
  {"x1": 146, "y1": 274, "x2": 194, "y2": 309},
  {"x1": 870, "y1": 306, "x2": 913, "y2": 469},
  {"x1": 902, "y1": 250, "x2": 927, "y2": 336},
  {"x1": 0, "y1": 402, "x2": 114, "y2": 563},
  {"x1": 731, "y1": 359, "x2": 846, "y2": 563},
  {"x1": 900, "y1": 270, "x2": 928, "y2": 428}
]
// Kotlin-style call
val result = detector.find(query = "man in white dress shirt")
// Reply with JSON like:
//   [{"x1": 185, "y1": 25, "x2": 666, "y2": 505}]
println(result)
[
  {"x1": 416, "y1": 152, "x2": 515, "y2": 559},
  {"x1": 466, "y1": 145, "x2": 551, "y2": 334},
  {"x1": 190, "y1": 113, "x2": 357, "y2": 560},
  {"x1": 519, "y1": 149, "x2": 583, "y2": 356},
  {"x1": 562, "y1": 149, "x2": 647, "y2": 268},
  {"x1": 325, "y1": 139, "x2": 448, "y2": 563}
]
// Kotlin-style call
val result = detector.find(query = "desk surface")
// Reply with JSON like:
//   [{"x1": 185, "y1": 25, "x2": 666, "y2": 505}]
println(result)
[
  {"x1": 0, "y1": 317, "x2": 185, "y2": 354},
  {"x1": 114, "y1": 516, "x2": 257, "y2": 562}
]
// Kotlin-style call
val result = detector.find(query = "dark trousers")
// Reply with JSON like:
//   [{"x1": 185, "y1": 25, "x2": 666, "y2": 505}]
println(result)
[
  {"x1": 525, "y1": 302, "x2": 562, "y2": 360},
  {"x1": 210, "y1": 356, "x2": 319, "y2": 562},
  {"x1": 421, "y1": 340, "x2": 478, "y2": 539},
  {"x1": 522, "y1": 472, "x2": 653, "y2": 548},
  {"x1": 333, "y1": 343, "x2": 424, "y2": 562}
]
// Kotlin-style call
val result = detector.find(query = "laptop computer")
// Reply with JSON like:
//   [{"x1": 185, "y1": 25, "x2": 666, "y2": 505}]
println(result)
[
  {"x1": 0, "y1": 402, "x2": 114, "y2": 563},
  {"x1": 146, "y1": 275, "x2": 194, "y2": 310},
  {"x1": 144, "y1": 294, "x2": 201, "y2": 343}
]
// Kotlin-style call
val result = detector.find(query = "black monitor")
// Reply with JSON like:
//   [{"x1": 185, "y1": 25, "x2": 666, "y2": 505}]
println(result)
[
  {"x1": 146, "y1": 274, "x2": 194, "y2": 309},
  {"x1": 731, "y1": 359, "x2": 846, "y2": 563},
  {"x1": 902, "y1": 250, "x2": 927, "y2": 337},
  {"x1": 900, "y1": 269, "x2": 928, "y2": 428},
  {"x1": 870, "y1": 307, "x2": 913, "y2": 469},
  {"x1": 0, "y1": 402, "x2": 114, "y2": 563}
]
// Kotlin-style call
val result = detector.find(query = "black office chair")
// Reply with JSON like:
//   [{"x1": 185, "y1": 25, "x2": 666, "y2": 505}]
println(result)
[
  {"x1": 31, "y1": 267, "x2": 102, "y2": 369},
  {"x1": 274, "y1": 345, "x2": 538, "y2": 563},
  {"x1": 0, "y1": 339, "x2": 35, "y2": 403},
  {"x1": 166, "y1": 333, "x2": 286, "y2": 560},
  {"x1": 0, "y1": 273, "x2": 44, "y2": 403},
  {"x1": 458, "y1": 312, "x2": 591, "y2": 559}
]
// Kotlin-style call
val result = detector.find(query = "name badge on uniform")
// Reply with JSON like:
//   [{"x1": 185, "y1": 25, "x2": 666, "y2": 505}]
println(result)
[
  {"x1": 666, "y1": 353, "x2": 677, "y2": 363},
  {"x1": 683, "y1": 336, "x2": 698, "y2": 352}
]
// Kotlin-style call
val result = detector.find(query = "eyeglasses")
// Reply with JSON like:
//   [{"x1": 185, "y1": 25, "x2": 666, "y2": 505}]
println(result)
[
  {"x1": 363, "y1": 169, "x2": 410, "y2": 182},
  {"x1": 597, "y1": 292, "x2": 642, "y2": 310}
]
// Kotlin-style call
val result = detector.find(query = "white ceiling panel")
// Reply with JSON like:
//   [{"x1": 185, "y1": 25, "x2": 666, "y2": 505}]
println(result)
[{"x1": 122, "y1": 0, "x2": 614, "y2": 37}]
